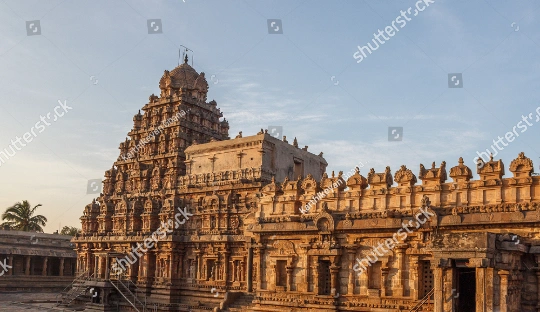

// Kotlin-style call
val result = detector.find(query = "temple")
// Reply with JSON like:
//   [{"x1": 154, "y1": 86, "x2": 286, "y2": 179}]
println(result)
[
  {"x1": 69, "y1": 58, "x2": 540, "y2": 312},
  {"x1": 0, "y1": 230, "x2": 76, "y2": 291}
]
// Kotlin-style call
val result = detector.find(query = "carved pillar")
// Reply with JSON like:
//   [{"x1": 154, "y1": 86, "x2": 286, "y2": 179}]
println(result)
[
  {"x1": 138, "y1": 254, "x2": 145, "y2": 279},
  {"x1": 104, "y1": 256, "x2": 109, "y2": 280},
  {"x1": 381, "y1": 267, "x2": 389, "y2": 297},
  {"x1": 94, "y1": 255, "x2": 99, "y2": 278},
  {"x1": 286, "y1": 266, "x2": 294, "y2": 291},
  {"x1": 499, "y1": 270, "x2": 509, "y2": 312},
  {"x1": 486, "y1": 267, "x2": 494, "y2": 311},
  {"x1": 224, "y1": 251, "x2": 230, "y2": 284},
  {"x1": 395, "y1": 245, "x2": 407, "y2": 296},
  {"x1": 166, "y1": 255, "x2": 171, "y2": 279},
  {"x1": 330, "y1": 264, "x2": 340, "y2": 296},
  {"x1": 313, "y1": 259, "x2": 320, "y2": 295},
  {"x1": 410, "y1": 256, "x2": 419, "y2": 299},
  {"x1": 299, "y1": 244, "x2": 310, "y2": 293},
  {"x1": 25, "y1": 256, "x2": 30, "y2": 275},
  {"x1": 433, "y1": 266, "x2": 444, "y2": 312},
  {"x1": 477, "y1": 267, "x2": 485, "y2": 312},
  {"x1": 196, "y1": 252, "x2": 202, "y2": 280},
  {"x1": 60, "y1": 258, "x2": 65, "y2": 277},
  {"x1": 154, "y1": 255, "x2": 160, "y2": 278},
  {"x1": 346, "y1": 247, "x2": 356, "y2": 295},
  {"x1": 42, "y1": 257, "x2": 48, "y2": 276},
  {"x1": 359, "y1": 267, "x2": 368, "y2": 295}
]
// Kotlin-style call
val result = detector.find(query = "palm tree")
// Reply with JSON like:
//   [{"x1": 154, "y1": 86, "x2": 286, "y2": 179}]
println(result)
[{"x1": 1, "y1": 200, "x2": 47, "y2": 232}]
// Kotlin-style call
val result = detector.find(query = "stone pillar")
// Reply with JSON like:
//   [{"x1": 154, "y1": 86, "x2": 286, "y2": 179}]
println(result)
[
  {"x1": 299, "y1": 244, "x2": 310, "y2": 293},
  {"x1": 410, "y1": 256, "x2": 419, "y2": 299},
  {"x1": 443, "y1": 266, "x2": 454, "y2": 312},
  {"x1": 42, "y1": 257, "x2": 48, "y2": 276},
  {"x1": 499, "y1": 270, "x2": 509, "y2": 312},
  {"x1": 381, "y1": 267, "x2": 389, "y2": 297},
  {"x1": 486, "y1": 267, "x2": 494, "y2": 311},
  {"x1": 476, "y1": 267, "x2": 485, "y2": 312},
  {"x1": 25, "y1": 256, "x2": 31, "y2": 275},
  {"x1": 60, "y1": 258, "x2": 65, "y2": 277},
  {"x1": 101, "y1": 256, "x2": 107, "y2": 279},
  {"x1": 165, "y1": 255, "x2": 170, "y2": 279},
  {"x1": 223, "y1": 252, "x2": 230, "y2": 283},
  {"x1": 313, "y1": 259, "x2": 320, "y2": 295},
  {"x1": 347, "y1": 248, "x2": 356, "y2": 295},
  {"x1": 286, "y1": 266, "x2": 294, "y2": 291},
  {"x1": 196, "y1": 253, "x2": 202, "y2": 280},
  {"x1": 330, "y1": 264, "x2": 340, "y2": 296},
  {"x1": 94, "y1": 255, "x2": 99, "y2": 277},
  {"x1": 359, "y1": 268, "x2": 368, "y2": 296},
  {"x1": 395, "y1": 245, "x2": 407, "y2": 297},
  {"x1": 105, "y1": 256, "x2": 110, "y2": 280},
  {"x1": 138, "y1": 254, "x2": 145, "y2": 279},
  {"x1": 7, "y1": 256, "x2": 13, "y2": 276},
  {"x1": 433, "y1": 266, "x2": 444, "y2": 312}
]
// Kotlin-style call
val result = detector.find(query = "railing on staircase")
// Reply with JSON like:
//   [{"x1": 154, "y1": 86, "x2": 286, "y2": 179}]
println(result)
[
  {"x1": 56, "y1": 270, "x2": 94, "y2": 306},
  {"x1": 109, "y1": 277, "x2": 147, "y2": 312},
  {"x1": 409, "y1": 288, "x2": 434, "y2": 312}
]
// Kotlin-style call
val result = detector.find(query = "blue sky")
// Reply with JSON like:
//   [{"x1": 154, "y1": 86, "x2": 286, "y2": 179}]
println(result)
[{"x1": 1, "y1": 0, "x2": 539, "y2": 233}]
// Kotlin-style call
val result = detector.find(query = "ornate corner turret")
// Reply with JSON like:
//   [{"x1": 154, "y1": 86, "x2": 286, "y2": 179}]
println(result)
[
  {"x1": 478, "y1": 154, "x2": 505, "y2": 181},
  {"x1": 394, "y1": 165, "x2": 417, "y2": 187},
  {"x1": 368, "y1": 166, "x2": 393, "y2": 189},
  {"x1": 509, "y1": 152, "x2": 534, "y2": 177},
  {"x1": 419, "y1": 161, "x2": 447, "y2": 186},
  {"x1": 449, "y1": 157, "x2": 473, "y2": 183},
  {"x1": 346, "y1": 167, "x2": 368, "y2": 191}
]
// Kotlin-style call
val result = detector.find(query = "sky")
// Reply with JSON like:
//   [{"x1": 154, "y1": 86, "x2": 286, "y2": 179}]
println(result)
[{"x1": 0, "y1": 0, "x2": 539, "y2": 233}]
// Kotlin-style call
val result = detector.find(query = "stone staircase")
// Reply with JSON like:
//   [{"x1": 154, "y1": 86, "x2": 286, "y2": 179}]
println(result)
[
  {"x1": 110, "y1": 278, "x2": 148, "y2": 312},
  {"x1": 226, "y1": 293, "x2": 255, "y2": 312},
  {"x1": 57, "y1": 270, "x2": 93, "y2": 307}
]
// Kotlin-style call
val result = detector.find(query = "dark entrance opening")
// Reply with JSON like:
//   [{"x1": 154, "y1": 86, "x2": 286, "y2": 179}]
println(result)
[
  {"x1": 318, "y1": 260, "x2": 331, "y2": 295},
  {"x1": 49, "y1": 258, "x2": 60, "y2": 276},
  {"x1": 456, "y1": 268, "x2": 476, "y2": 312}
]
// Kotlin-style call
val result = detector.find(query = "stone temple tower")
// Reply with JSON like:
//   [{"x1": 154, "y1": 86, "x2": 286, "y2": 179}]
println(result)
[{"x1": 83, "y1": 56, "x2": 230, "y2": 236}]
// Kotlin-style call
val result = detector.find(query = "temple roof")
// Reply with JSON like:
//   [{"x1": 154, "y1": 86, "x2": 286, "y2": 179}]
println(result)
[{"x1": 158, "y1": 57, "x2": 208, "y2": 92}]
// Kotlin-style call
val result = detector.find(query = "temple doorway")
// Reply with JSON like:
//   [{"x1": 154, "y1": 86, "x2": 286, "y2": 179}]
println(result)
[{"x1": 456, "y1": 268, "x2": 476, "y2": 312}]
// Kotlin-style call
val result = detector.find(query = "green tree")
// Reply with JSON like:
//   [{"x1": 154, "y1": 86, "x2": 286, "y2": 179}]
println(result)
[
  {"x1": 1, "y1": 200, "x2": 47, "y2": 232},
  {"x1": 60, "y1": 226, "x2": 80, "y2": 236}
]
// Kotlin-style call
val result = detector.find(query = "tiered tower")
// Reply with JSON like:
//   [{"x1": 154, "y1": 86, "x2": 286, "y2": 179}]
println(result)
[{"x1": 81, "y1": 56, "x2": 229, "y2": 236}]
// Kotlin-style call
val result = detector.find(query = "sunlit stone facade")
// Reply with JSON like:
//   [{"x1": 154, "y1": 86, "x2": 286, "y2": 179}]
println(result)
[{"x1": 74, "y1": 59, "x2": 540, "y2": 312}]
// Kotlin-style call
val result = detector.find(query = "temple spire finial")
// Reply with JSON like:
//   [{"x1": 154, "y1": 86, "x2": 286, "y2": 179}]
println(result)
[{"x1": 184, "y1": 53, "x2": 189, "y2": 64}]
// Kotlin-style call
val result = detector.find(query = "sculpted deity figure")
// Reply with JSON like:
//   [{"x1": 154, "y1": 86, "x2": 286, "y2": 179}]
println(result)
[{"x1": 159, "y1": 140, "x2": 166, "y2": 154}]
